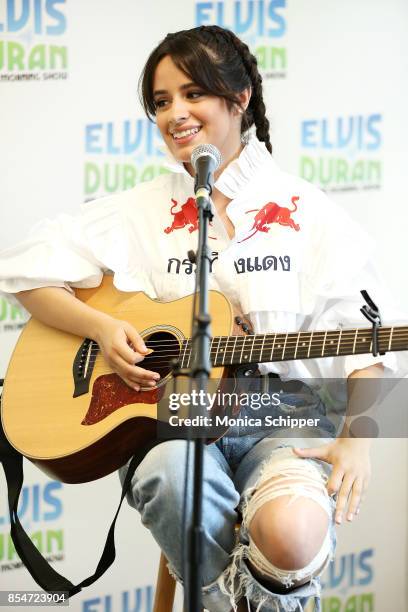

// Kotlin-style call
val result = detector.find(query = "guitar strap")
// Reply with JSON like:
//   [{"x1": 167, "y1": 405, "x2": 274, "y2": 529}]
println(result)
[{"x1": 0, "y1": 393, "x2": 160, "y2": 599}]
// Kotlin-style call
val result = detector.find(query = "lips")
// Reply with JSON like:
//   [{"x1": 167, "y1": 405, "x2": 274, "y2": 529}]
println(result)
[{"x1": 171, "y1": 126, "x2": 202, "y2": 141}]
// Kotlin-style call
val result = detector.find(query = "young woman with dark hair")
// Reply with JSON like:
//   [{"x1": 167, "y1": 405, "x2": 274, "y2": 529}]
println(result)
[{"x1": 0, "y1": 25, "x2": 391, "y2": 612}]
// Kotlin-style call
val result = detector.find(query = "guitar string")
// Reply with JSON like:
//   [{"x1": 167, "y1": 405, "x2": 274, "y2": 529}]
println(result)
[
  {"x1": 90, "y1": 341, "x2": 408, "y2": 373},
  {"x1": 83, "y1": 328, "x2": 408, "y2": 352},
  {"x1": 85, "y1": 330, "x2": 408, "y2": 360},
  {"x1": 83, "y1": 326, "x2": 407, "y2": 347},
  {"x1": 87, "y1": 341, "x2": 408, "y2": 366}
]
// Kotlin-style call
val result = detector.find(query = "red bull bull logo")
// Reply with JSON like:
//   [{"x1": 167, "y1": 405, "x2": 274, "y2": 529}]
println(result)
[
  {"x1": 164, "y1": 198, "x2": 198, "y2": 234},
  {"x1": 239, "y1": 196, "x2": 300, "y2": 243},
  {"x1": 164, "y1": 198, "x2": 216, "y2": 239}
]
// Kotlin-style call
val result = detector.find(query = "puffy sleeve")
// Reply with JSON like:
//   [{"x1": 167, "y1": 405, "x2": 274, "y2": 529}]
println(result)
[
  {"x1": 0, "y1": 196, "x2": 133, "y2": 297},
  {"x1": 303, "y1": 194, "x2": 406, "y2": 378}
]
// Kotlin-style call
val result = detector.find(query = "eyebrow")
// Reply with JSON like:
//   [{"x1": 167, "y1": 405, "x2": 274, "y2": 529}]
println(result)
[{"x1": 153, "y1": 82, "x2": 197, "y2": 97}]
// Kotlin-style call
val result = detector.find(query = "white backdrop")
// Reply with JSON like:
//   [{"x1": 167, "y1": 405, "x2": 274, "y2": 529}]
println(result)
[{"x1": 1, "y1": 1, "x2": 407, "y2": 611}]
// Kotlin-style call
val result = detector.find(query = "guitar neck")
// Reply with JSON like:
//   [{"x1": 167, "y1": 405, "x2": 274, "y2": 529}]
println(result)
[{"x1": 181, "y1": 326, "x2": 408, "y2": 368}]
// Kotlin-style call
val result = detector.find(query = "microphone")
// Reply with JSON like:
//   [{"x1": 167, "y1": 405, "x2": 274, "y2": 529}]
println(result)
[{"x1": 191, "y1": 144, "x2": 222, "y2": 198}]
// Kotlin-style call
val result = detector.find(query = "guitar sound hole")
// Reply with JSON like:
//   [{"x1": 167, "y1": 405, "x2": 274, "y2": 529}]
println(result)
[{"x1": 141, "y1": 331, "x2": 182, "y2": 380}]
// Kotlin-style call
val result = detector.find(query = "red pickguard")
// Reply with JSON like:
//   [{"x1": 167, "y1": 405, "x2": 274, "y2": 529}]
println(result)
[{"x1": 82, "y1": 374, "x2": 163, "y2": 425}]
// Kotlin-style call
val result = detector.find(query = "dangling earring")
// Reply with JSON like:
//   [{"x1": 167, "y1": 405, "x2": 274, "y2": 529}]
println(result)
[
  {"x1": 241, "y1": 131, "x2": 250, "y2": 145},
  {"x1": 240, "y1": 110, "x2": 250, "y2": 145}
]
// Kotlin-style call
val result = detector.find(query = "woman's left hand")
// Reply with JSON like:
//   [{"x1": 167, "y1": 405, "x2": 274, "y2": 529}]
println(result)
[{"x1": 292, "y1": 438, "x2": 372, "y2": 525}]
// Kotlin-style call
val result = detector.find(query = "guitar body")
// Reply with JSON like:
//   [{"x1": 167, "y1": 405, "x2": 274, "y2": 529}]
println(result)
[{"x1": 1, "y1": 276, "x2": 233, "y2": 483}]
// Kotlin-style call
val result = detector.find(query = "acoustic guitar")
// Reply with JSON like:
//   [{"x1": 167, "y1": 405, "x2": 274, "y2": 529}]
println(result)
[{"x1": 2, "y1": 276, "x2": 407, "y2": 484}]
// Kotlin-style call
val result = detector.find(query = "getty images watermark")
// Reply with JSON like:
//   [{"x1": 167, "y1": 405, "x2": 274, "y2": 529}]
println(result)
[{"x1": 162, "y1": 389, "x2": 321, "y2": 432}]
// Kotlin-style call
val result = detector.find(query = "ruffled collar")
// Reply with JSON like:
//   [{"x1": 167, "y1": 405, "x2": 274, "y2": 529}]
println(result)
[{"x1": 162, "y1": 135, "x2": 273, "y2": 199}]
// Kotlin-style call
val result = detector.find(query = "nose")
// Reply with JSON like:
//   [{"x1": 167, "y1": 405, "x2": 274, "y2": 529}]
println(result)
[{"x1": 168, "y1": 94, "x2": 190, "y2": 126}]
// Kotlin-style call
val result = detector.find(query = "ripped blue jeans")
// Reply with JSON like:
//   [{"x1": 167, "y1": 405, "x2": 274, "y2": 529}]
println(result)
[{"x1": 119, "y1": 383, "x2": 338, "y2": 612}]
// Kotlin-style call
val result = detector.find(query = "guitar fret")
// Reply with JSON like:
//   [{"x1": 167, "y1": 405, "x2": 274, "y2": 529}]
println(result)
[
  {"x1": 294, "y1": 332, "x2": 301, "y2": 359},
  {"x1": 231, "y1": 335, "x2": 238, "y2": 365},
  {"x1": 274, "y1": 334, "x2": 287, "y2": 360},
  {"x1": 212, "y1": 336, "x2": 221, "y2": 366},
  {"x1": 352, "y1": 329, "x2": 358, "y2": 354},
  {"x1": 308, "y1": 332, "x2": 324, "y2": 358},
  {"x1": 324, "y1": 331, "x2": 339, "y2": 356},
  {"x1": 270, "y1": 333, "x2": 277, "y2": 360},
  {"x1": 181, "y1": 339, "x2": 189, "y2": 368},
  {"x1": 249, "y1": 335, "x2": 256, "y2": 362},
  {"x1": 259, "y1": 333, "x2": 266, "y2": 362},
  {"x1": 388, "y1": 327, "x2": 393, "y2": 352},
  {"x1": 241, "y1": 336, "x2": 249, "y2": 362},
  {"x1": 308, "y1": 332, "x2": 313, "y2": 358},
  {"x1": 281, "y1": 334, "x2": 288, "y2": 359},
  {"x1": 227, "y1": 336, "x2": 236, "y2": 365},
  {"x1": 337, "y1": 329, "x2": 342, "y2": 355},
  {"x1": 220, "y1": 336, "x2": 228, "y2": 366},
  {"x1": 321, "y1": 331, "x2": 327, "y2": 357},
  {"x1": 297, "y1": 332, "x2": 310, "y2": 359},
  {"x1": 356, "y1": 329, "x2": 370, "y2": 355}
]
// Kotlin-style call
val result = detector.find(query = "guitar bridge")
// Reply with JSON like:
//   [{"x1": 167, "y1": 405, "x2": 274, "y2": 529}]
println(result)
[{"x1": 72, "y1": 338, "x2": 99, "y2": 397}]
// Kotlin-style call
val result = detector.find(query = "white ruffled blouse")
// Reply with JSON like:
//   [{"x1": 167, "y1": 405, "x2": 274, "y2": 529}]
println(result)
[{"x1": 0, "y1": 136, "x2": 402, "y2": 381}]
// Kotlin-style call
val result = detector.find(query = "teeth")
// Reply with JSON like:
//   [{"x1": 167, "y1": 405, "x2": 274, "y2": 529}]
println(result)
[{"x1": 173, "y1": 127, "x2": 200, "y2": 139}]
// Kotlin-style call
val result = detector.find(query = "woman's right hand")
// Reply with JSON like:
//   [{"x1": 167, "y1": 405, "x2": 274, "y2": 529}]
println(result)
[{"x1": 95, "y1": 316, "x2": 160, "y2": 391}]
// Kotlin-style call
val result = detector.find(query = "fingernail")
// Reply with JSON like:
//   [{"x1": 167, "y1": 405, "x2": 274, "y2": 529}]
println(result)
[
  {"x1": 347, "y1": 513, "x2": 353, "y2": 521},
  {"x1": 356, "y1": 508, "x2": 360, "y2": 515},
  {"x1": 153, "y1": 374, "x2": 160, "y2": 380},
  {"x1": 336, "y1": 515, "x2": 342, "y2": 524}
]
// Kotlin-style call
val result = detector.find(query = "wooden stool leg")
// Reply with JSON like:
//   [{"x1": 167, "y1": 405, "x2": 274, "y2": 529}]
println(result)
[{"x1": 153, "y1": 552, "x2": 177, "y2": 612}]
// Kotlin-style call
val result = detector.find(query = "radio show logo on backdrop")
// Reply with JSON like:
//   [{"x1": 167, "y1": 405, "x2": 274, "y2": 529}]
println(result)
[
  {"x1": 0, "y1": 297, "x2": 29, "y2": 334},
  {"x1": 82, "y1": 586, "x2": 153, "y2": 612},
  {"x1": 310, "y1": 548, "x2": 375, "y2": 611},
  {"x1": 0, "y1": 0, "x2": 68, "y2": 81},
  {"x1": 195, "y1": 0, "x2": 287, "y2": 79},
  {"x1": 300, "y1": 114, "x2": 383, "y2": 193},
  {"x1": 0, "y1": 481, "x2": 64, "y2": 571},
  {"x1": 84, "y1": 119, "x2": 169, "y2": 202}
]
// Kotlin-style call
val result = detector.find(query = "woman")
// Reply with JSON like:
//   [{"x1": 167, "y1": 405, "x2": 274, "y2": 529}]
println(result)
[{"x1": 0, "y1": 25, "x2": 390, "y2": 612}]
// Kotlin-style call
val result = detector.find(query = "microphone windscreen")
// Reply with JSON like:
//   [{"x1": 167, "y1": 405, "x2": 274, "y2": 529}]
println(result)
[{"x1": 191, "y1": 144, "x2": 222, "y2": 172}]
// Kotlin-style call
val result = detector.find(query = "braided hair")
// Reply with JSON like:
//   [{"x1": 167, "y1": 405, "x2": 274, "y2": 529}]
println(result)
[{"x1": 140, "y1": 25, "x2": 272, "y2": 154}]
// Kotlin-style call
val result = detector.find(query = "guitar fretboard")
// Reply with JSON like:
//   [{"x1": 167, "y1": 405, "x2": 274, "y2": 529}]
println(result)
[{"x1": 180, "y1": 326, "x2": 408, "y2": 367}]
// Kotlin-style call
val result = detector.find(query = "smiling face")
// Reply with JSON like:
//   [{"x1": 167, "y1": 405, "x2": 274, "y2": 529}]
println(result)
[{"x1": 153, "y1": 55, "x2": 248, "y2": 177}]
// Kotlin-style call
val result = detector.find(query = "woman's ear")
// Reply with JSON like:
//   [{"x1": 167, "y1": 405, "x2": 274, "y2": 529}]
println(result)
[{"x1": 238, "y1": 86, "x2": 252, "y2": 113}]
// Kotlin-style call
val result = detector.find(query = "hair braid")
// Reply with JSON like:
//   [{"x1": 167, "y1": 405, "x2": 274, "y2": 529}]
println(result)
[{"x1": 206, "y1": 26, "x2": 272, "y2": 154}]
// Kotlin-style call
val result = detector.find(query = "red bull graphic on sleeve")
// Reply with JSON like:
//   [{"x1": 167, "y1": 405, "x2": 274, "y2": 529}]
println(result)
[
  {"x1": 195, "y1": 0, "x2": 288, "y2": 80},
  {"x1": 0, "y1": 0, "x2": 68, "y2": 81},
  {"x1": 164, "y1": 198, "x2": 217, "y2": 239},
  {"x1": 238, "y1": 195, "x2": 300, "y2": 242}
]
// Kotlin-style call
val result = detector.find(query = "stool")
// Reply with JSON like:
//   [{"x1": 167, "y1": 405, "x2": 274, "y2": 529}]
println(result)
[
  {"x1": 153, "y1": 522, "x2": 241, "y2": 612},
  {"x1": 153, "y1": 552, "x2": 177, "y2": 612},
  {"x1": 152, "y1": 552, "x2": 206, "y2": 612}
]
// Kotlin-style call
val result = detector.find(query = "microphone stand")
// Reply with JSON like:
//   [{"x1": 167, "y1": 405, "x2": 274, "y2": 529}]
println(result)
[{"x1": 185, "y1": 185, "x2": 213, "y2": 612}]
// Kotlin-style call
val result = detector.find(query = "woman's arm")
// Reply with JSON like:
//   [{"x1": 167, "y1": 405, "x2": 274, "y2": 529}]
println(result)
[{"x1": 14, "y1": 287, "x2": 160, "y2": 390}]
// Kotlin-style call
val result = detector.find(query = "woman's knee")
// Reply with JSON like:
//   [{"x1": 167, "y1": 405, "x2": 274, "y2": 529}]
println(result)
[
  {"x1": 249, "y1": 492, "x2": 330, "y2": 569},
  {"x1": 243, "y1": 447, "x2": 334, "y2": 587}
]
